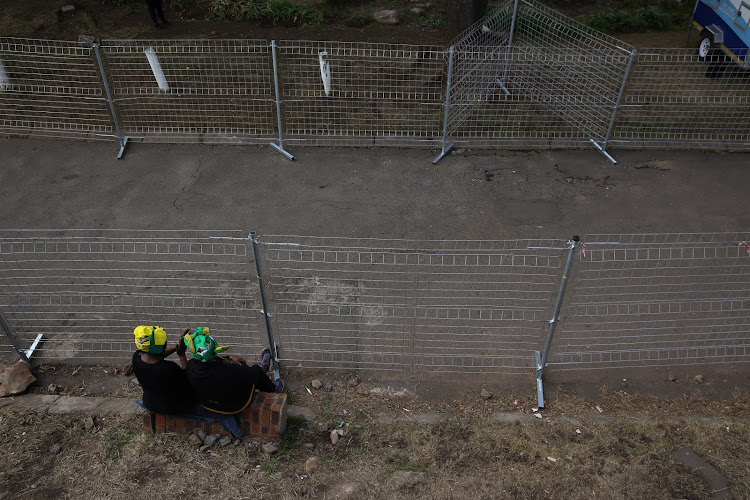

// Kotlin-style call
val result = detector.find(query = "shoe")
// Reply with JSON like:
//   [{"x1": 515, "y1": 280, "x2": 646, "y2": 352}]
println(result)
[
  {"x1": 260, "y1": 347, "x2": 271, "y2": 373},
  {"x1": 274, "y1": 378, "x2": 284, "y2": 393}
]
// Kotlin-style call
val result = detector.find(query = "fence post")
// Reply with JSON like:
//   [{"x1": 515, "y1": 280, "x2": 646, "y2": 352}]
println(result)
[
  {"x1": 433, "y1": 46, "x2": 455, "y2": 164},
  {"x1": 0, "y1": 311, "x2": 44, "y2": 363},
  {"x1": 535, "y1": 235, "x2": 579, "y2": 409},
  {"x1": 93, "y1": 43, "x2": 128, "y2": 159},
  {"x1": 590, "y1": 48, "x2": 637, "y2": 164},
  {"x1": 269, "y1": 41, "x2": 295, "y2": 160},
  {"x1": 498, "y1": 0, "x2": 520, "y2": 95},
  {"x1": 249, "y1": 232, "x2": 281, "y2": 381}
]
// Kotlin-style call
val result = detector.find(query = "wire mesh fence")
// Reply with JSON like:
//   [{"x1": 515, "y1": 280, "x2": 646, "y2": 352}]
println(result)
[
  {"x1": 1, "y1": 5, "x2": 750, "y2": 155},
  {"x1": 0, "y1": 38, "x2": 114, "y2": 141},
  {"x1": 1, "y1": 230, "x2": 749, "y2": 374},
  {"x1": 258, "y1": 235, "x2": 567, "y2": 372},
  {"x1": 99, "y1": 39, "x2": 276, "y2": 144},
  {"x1": 276, "y1": 40, "x2": 445, "y2": 147},
  {"x1": 0, "y1": 230, "x2": 266, "y2": 361},
  {"x1": 552, "y1": 233, "x2": 750, "y2": 369},
  {"x1": 613, "y1": 49, "x2": 750, "y2": 150},
  {"x1": 446, "y1": 0, "x2": 635, "y2": 149}
]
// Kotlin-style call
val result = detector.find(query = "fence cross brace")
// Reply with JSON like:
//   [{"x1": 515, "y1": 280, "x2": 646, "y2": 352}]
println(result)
[
  {"x1": 93, "y1": 43, "x2": 129, "y2": 159},
  {"x1": 535, "y1": 235, "x2": 579, "y2": 409},
  {"x1": 0, "y1": 311, "x2": 43, "y2": 363},
  {"x1": 269, "y1": 41, "x2": 295, "y2": 161},
  {"x1": 589, "y1": 48, "x2": 638, "y2": 165},
  {"x1": 250, "y1": 232, "x2": 281, "y2": 381}
]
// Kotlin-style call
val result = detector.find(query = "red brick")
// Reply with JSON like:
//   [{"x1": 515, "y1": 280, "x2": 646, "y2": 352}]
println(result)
[
  {"x1": 155, "y1": 414, "x2": 166, "y2": 426},
  {"x1": 142, "y1": 413, "x2": 154, "y2": 435},
  {"x1": 166, "y1": 416, "x2": 177, "y2": 433},
  {"x1": 155, "y1": 424, "x2": 166, "y2": 434},
  {"x1": 175, "y1": 418, "x2": 187, "y2": 435}
]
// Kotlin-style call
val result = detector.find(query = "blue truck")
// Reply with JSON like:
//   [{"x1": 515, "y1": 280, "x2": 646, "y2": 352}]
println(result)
[{"x1": 693, "y1": 0, "x2": 750, "y2": 66}]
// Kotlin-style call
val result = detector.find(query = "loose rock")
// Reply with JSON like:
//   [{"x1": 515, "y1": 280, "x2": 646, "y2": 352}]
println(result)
[
  {"x1": 347, "y1": 377, "x2": 360, "y2": 388},
  {"x1": 130, "y1": 377, "x2": 140, "y2": 386},
  {"x1": 311, "y1": 379, "x2": 323, "y2": 389},
  {"x1": 203, "y1": 434, "x2": 220, "y2": 448},
  {"x1": 374, "y1": 9, "x2": 399, "y2": 24},
  {"x1": 0, "y1": 362, "x2": 37, "y2": 397},
  {"x1": 357, "y1": 386, "x2": 369, "y2": 395},
  {"x1": 188, "y1": 434, "x2": 203, "y2": 447},
  {"x1": 47, "y1": 383, "x2": 59, "y2": 394},
  {"x1": 318, "y1": 422, "x2": 329, "y2": 432},
  {"x1": 480, "y1": 389, "x2": 492, "y2": 400},
  {"x1": 49, "y1": 443, "x2": 62, "y2": 455},
  {"x1": 666, "y1": 373, "x2": 676, "y2": 382},
  {"x1": 305, "y1": 456, "x2": 319, "y2": 474},
  {"x1": 196, "y1": 429, "x2": 207, "y2": 442},
  {"x1": 262, "y1": 443, "x2": 278, "y2": 454},
  {"x1": 330, "y1": 428, "x2": 344, "y2": 445},
  {"x1": 325, "y1": 383, "x2": 333, "y2": 392},
  {"x1": 410, "y1": 7, "x2": 423, "y2": 14},
  {"x1": 219, "y1": 436, "x2": 232, "y2": 447},
  {"x1": 83, "y1": 416, "x2": 96, "y2": 430},
  {"x1": 694, "y1": 374, "x2": 704, "y2": 383}
]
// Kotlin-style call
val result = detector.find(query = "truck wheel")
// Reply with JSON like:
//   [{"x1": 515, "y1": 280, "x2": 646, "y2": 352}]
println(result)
[{"x1": 698, "y1": 33, "x2": 714, "y2": 60}]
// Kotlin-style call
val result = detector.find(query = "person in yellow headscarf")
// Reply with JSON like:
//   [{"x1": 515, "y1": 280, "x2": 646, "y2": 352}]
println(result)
[{"x1": 132, "y1": 325, "x2": 195, "y2": 414}]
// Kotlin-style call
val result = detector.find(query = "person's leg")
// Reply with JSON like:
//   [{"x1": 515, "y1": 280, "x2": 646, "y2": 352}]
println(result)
[
  {"x1": 248, "y1": 363, "x2": 278, "y2": 393},
  {"x1": 182, "y1": 405, "x2": 244, "y2": 438},
  {"x1": 146, "y1": 0, "x2": 160, "y2": 26},
  {"x1": 156, "y1": 0, "x2": 169, "y2": 24}
]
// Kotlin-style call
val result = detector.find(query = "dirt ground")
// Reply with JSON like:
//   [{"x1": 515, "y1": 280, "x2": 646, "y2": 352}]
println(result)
[
  {"x1": 2, "y1": 359, "x2": 749, "y2": 499},
  {"x1": 1, "y1": 0, "x2": 694, "y2": 48}
]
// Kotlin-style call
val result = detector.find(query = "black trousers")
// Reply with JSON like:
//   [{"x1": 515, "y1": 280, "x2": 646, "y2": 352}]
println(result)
[{"x1": 146, "y1": 0, "x2": 168, "y2": 25}]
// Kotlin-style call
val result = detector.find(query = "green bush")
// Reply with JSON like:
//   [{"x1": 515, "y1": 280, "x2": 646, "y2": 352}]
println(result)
[
  {"x1": 208, "y1": 0, "x2": 323, "y2": 25},
  {"x1": 583, "y1": 5, "x2": 673, "y2": 33}
]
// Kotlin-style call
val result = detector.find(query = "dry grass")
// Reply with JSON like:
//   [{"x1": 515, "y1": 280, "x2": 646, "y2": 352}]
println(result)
[{"x1": 2, "y1": 372, "x2": 749, "y2": 500}]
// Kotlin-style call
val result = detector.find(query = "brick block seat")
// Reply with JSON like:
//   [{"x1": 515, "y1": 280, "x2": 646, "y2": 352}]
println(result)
[{"x1": 142, "y1": 392, "x2": 287, "y2": 443}]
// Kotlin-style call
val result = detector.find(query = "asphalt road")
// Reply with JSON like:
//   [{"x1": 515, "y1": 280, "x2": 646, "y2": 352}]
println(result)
[{"x1": 2, "y1": 138, "x2": 749, "y2": 239}]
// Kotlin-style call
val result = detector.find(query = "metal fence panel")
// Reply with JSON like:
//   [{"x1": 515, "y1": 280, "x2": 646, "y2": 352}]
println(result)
[
  {"x1": 552, "y1": 233, "x2": 750, "y2": 369},
  {"x1": 447, "y1": 0, "x2": 633, "y2": 147},
  {"x1": 259, "y1": 235, "x2": 566, "y2": 373},
  {"x1": 0, "y1": 38, "x2": 113, "y2": 141},
  {"x1": 99, "y1": 39, "x2": 276, "y2": 144},
  {"x1": 276, "y1": 41, "x2": 445, "y2": 147},
  {"x1": 613, "y1": 49, "x2": 750, "y2": 150},
  {"x1": 0, "y1": 230, "x2": 265, "y2": 361}
]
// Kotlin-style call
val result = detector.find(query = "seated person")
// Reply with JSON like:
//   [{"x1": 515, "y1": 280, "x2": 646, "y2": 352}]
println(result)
[
  {"x1": 184, "y1": 327, "x2": 283, "y2": 418},
  {"x1": 132, "y1": 325, "x2": 247, "y2": 438},
  {"x1": 132, "y1": 325, "x2": 194, "y2": 414}
]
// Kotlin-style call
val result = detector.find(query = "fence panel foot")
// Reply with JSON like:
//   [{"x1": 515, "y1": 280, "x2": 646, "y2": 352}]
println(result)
[
  {"x1": 270, "y1": 142, "x2": 295, "y2": 160},
  {"x1": 590, "y1": 139, "x2": 617, "y2": 164}
]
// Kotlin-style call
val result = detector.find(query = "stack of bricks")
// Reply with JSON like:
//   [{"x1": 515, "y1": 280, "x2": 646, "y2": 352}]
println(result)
[{"x1": 142, "y1": 392, "x2": 288, "y2": 443}]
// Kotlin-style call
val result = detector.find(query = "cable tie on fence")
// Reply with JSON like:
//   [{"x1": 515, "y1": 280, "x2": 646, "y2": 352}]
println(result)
[{"x1": 743, "y1": 241, "x2": 750, "y2": 255}]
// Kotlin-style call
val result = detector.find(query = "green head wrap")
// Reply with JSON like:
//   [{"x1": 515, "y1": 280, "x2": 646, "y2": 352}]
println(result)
[{"x1": 184, "y1": 326, "x2": 228, "y2": 362}]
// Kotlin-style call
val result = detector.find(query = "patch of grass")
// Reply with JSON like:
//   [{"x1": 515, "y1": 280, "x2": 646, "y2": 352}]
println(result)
[
  {"x1": 583, "y1": 6, "x2": 672, "y2": 33},
  {"x1": 419, "y1": 13, "x2": 446, "y2": 29},
  {"x1": 101, "y1": 424, "x2": 137, "y2": 460},
  {"x1": 207, "y1": 0, "x2": 323, "y2": 26},
  {"x1": 278, "y1": 415, "x2": 306, "y2": 453}
]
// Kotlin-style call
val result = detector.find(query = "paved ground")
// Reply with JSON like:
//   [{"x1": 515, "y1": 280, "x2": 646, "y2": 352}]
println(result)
[{"x1": 2, "y1": 138, "x2": 749, "y2": 238}]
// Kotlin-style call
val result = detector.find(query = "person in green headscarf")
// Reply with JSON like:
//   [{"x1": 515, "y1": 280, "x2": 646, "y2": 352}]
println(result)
[{"x1": 184, "y1": 327, "x2": 283, "y2": 416}]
